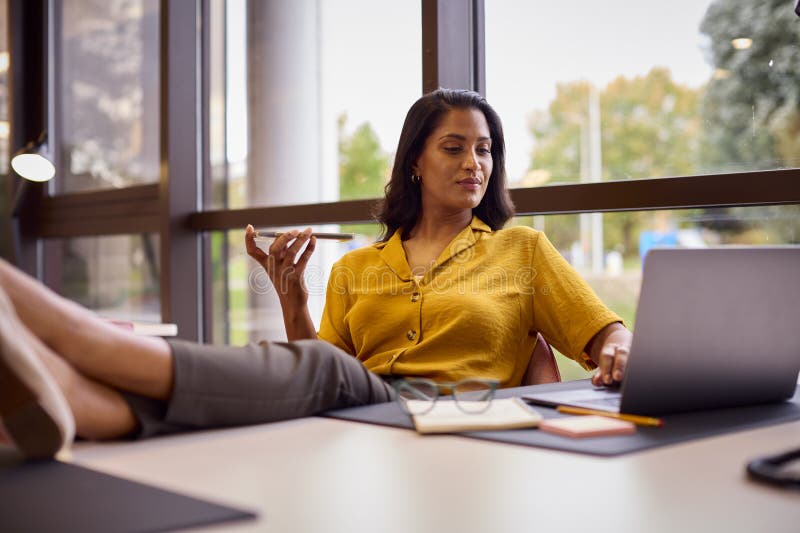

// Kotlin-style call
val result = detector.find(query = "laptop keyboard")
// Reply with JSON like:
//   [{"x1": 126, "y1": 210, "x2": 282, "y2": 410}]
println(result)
[{"x1": 580, "y1": 396, "x2": 622, "y2": 408}]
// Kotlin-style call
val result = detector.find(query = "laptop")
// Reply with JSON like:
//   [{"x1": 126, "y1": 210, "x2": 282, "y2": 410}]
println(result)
[{"x1": 523, "y1": 247, "x2": 800, "y2": 416}]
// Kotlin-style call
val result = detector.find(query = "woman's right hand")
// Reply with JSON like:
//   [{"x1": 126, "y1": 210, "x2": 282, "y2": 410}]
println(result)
[{"x1": 245, "y1": 224, "x2": 317, "y2": 310}]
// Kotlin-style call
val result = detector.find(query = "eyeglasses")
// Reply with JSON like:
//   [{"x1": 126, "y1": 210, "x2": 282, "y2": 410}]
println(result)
[{"x1": 392, "y1": 377, "x2": 500, "y2": 415}]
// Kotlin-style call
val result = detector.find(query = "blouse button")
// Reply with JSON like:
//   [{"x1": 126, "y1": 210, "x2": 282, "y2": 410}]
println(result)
[
  {"x1": 410, "y1": 292, "x2": 420, "y2": 302},
  {"x1": 406, "y1": 329, "x2": 417, "y2": 341}
]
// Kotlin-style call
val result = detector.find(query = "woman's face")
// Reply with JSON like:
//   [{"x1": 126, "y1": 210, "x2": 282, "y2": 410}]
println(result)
[{"x1": 412, "y1": 107, "x2": 493, "y2": 217}]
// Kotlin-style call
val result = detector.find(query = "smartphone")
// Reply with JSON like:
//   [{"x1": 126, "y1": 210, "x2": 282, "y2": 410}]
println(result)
[{"x1": 254, "y1": 230, "x2": 355, "y2": 242}]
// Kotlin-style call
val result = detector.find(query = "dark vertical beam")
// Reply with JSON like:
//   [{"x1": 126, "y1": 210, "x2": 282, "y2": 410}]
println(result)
[
  {"x1": 471, "y1": 0, "x2": 485, "y2": 96},
  {"x1": 200, "y1": 0, "x2": 214, "y2": 342},
  {"x1": 43, "y1": 0, "x2": 64, "y2": 293},
  {"x1": 160, "y1": 0, "x2": 203, "y2": 342},
  {"x1": 421, "y1": 0, "x2": 485, "y2": 94},
  {"x1": 0, "y1": 0, "x2": 7, "y2": 261},
  {"x1": 7, "y1": 0, "x2": 46, "y2": 276}
]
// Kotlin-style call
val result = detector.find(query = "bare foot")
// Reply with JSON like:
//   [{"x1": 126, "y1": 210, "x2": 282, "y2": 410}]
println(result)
[{"x1": 0, "y1": 286, "x2": 75, "y2": 459}]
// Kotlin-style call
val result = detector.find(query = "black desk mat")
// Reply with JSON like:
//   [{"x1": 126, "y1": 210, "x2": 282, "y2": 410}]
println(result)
[
  {"x1": 0, "y1": 451, "x2": 256, "y2": 532},
  {"x1": 322, "y1": 380, "x2": 800, "y2": 456}
]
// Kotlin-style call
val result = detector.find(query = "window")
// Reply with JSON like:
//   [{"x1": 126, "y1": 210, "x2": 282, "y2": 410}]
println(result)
[
  {"x1": 208, "y1": 0, "x2": 420, "y2": 344},
  {"x1": 485, "y1": 0, "x2": 800, "y2": 187},
  {"x1": 57, "y1": 0, "x2": 160, "y2": 192},
  {"x1": 209, "y1": 0, "x2": 421, "y2": 211},
  {"x1": 37, "y1": 1, "x2": 163, "y2": 322},
  {"x1": 6, "y1": 1, "x2": 796, "y2": 350},
  {"x1": 57, "y1": 234, "x2": 160, "y2": 322},
  {"x1": 518, "y1": 205, "x2": 800, "y2": 379}
]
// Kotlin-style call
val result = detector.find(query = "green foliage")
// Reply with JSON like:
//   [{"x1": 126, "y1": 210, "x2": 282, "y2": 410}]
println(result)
[
  {"x1": 209, "y1": 231, "x2": 229, "y2": 345},
  {"x1": 338, "y1": 114, "x2": 389, "y2": 200},
  {"x1": 699, "y1": 0, "x2": 800, "y2": 170},
  {"x1": 696, "y1": 0, "x2": 800, "y2": 242},
  {"x1": 337, "y1": 113, "x2": 390, "y2": 238},
  {"x1": 529, "y1": 69, "x2": 702, "y2": 185},
  {"x1": 528, "y1": 82, "x2": 587, "y2": 183},
  {"x1": 602, "y1": 68, "x2": 702, "y2": 180},
  {"x1": 528, "y1": 0, "x2": 800, "y2": 253},
  {"x1": 529, "y1": 68, "x2": 704, "y2": 257}
]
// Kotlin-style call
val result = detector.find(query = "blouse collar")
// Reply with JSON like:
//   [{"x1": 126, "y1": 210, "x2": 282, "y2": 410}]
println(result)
[{"x1": 378, "y1": 216, "x2": 492, "y2": 282}]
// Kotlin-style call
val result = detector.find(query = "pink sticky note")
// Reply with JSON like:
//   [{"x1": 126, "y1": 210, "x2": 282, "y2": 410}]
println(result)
[{"x1": 539, "y1": 415, "x2": 636, "y2": 438}]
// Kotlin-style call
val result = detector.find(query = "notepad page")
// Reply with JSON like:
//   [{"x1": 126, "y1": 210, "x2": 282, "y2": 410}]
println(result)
[{"x1": 409, "y1": 398, "x2": 543, "y2": 434}]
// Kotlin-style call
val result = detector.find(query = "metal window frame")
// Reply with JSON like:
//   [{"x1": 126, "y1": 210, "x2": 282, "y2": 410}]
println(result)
[
  {"x1": 159, "y1": 0, "x2": 204, "y2": 342},
  {"x1": 422, "y1": 0, "x2": 484, "y2": 94},
  {"x1": 7, "y1": 0, "x2": 47, "y2": 277},
  {"x1": 5, "y1": 0, "x2": 799, "y2": 344}
]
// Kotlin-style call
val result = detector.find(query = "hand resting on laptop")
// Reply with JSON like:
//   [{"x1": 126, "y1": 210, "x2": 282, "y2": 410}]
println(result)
[{"x1": 586, "y1": 322, "x2": 632, "y2": 388}]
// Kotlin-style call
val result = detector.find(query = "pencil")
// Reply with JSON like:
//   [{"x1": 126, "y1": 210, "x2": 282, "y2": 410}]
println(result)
[
  {"x1": 556, "y1": 406, "x2": 664, "y2": 427},
  {"x1": 254, "y1": 230, "x2": 354, "y2": 241}
]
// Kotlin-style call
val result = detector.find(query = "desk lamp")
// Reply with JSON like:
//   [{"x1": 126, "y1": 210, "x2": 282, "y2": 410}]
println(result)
[
  {"x1": 10, "y1": 132, "x2": 55, "y2": 268},
  {"x1": 10, "y1": 132, "x2": 54, "y2": 216},
  {"x1": 11, "y1": 133, "x2": 55, "y2": 185}
]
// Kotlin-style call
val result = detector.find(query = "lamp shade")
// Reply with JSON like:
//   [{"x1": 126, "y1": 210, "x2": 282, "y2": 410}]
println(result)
[{"x1": 11, "y1": 137, "x2": 55, "y2": 182}]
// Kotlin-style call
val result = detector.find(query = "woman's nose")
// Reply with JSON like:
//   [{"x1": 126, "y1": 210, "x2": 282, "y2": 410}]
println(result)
[{"x1": 463, "y1": 150, "x2": 479, "y2": 169}]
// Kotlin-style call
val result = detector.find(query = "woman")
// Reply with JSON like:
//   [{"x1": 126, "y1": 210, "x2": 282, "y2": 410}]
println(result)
[
  {"x1": 246, "y1": 88, "x2": 630, "y2": 387},
  {"x1": 0, "y1": 89, "x2": 628, "y2": 460}
]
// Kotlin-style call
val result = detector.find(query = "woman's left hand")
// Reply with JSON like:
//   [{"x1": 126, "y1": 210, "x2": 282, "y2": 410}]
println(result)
[{"x1": 588, "y1": 323, "x2": 633, "y2": 387}]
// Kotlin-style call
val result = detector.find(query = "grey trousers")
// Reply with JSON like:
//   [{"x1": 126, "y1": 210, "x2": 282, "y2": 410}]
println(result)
[{"x1": 123, "y1": 339, "x2": 395, "y2": 438}]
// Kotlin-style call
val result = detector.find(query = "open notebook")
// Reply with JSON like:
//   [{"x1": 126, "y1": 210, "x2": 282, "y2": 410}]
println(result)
[{"x1": 409, "y1": 398, "x2": 542, "y2": 434}]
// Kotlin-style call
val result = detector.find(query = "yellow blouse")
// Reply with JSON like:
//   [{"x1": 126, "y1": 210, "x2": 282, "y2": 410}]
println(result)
[{"x1": 318, "y1": 216, "x2": 622, "y2": 387}]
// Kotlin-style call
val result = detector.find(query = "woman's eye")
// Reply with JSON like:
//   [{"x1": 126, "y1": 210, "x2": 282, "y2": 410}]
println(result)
[
  {"x1": 478, "y1": 147, "x2": 491, "y2": 155},
  {"x1": 443, "y1": 146, "x2": 462, "y2": 153}
]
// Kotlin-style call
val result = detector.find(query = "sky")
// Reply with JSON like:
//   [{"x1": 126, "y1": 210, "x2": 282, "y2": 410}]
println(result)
[
  {"x1": 227, "y1": 0, "x2": 718, "y2": 184},
  {"x1": 484, "y1": 0, "x2": 716, "y2": 180}
]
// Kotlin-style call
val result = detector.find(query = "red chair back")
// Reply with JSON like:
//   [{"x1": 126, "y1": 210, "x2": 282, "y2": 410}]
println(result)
[{"x1": 521, "y1": 332, "x2": 562, "y2": 385}]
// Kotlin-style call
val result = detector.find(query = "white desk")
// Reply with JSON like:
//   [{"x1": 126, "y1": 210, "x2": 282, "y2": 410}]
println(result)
[{"x1": 68, "y1": 416, "x2": 800, "y2": 533}]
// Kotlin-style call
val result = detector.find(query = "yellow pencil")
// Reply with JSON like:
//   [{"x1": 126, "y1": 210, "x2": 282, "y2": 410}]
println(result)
[{"x1": 556, "y1": 406, "x2": 664, "y2": 427}]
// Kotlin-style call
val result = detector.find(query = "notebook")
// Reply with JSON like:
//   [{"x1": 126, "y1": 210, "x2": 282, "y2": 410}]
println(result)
[
  {"x1": 524, "y1": 247, "x2": 800, "y2": 416},
  {"x1": 409, "y1": 398, "x2": 543, "y2": 434}
]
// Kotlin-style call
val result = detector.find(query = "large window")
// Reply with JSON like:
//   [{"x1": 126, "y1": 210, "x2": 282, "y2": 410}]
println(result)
[
  {"x1": 208, "y1": 0, "x2": 421, "y2": 344},
  {"x1": 57, "y1": 0, "x2": 160, "y2": 192},
  {"x1": 37, "y1": 0, "x2": 163, "y2": 321},
  {"x1": 486, "y1": 0, "x2": 800, "y2": 187},
  {"x1": 209, "y1": 0, "x2": 421, "y2": 211},
  {"x1": 486, "y1": 0, "x2": 800, "y2": 275},
  {"x1": 5, "y1": 1, "x2": 797, "y2": 357}
]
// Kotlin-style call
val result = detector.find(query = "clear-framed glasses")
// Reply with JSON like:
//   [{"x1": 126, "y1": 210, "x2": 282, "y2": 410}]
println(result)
[{"x1": 392, "y1": 377, "x2": 500, "y2": 415}]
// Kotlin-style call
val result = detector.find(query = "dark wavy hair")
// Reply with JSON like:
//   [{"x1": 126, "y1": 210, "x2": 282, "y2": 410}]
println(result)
[{"x1": 375, "y1": 88, "x2": 515, "y2": 241}]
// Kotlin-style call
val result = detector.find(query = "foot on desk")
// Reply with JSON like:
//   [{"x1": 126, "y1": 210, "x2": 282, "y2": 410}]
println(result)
[{"x1": 0, "y1": 287, "x2": 75, "y2": 459}]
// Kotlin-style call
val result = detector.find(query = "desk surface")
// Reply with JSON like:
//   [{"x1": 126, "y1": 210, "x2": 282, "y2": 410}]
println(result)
[{"x1": 67, "y1": 416, "x2": 800, "y2": 533}]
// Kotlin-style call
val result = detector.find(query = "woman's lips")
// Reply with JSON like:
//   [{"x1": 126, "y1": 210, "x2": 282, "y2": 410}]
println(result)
[{"x1": 457, "y1": 178, "x2": 482, "y2": 190}]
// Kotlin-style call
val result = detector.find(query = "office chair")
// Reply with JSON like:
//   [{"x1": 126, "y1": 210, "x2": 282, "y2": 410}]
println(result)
[{"x1": 520, "y1": 332, "x2": 562, "y2": 385}]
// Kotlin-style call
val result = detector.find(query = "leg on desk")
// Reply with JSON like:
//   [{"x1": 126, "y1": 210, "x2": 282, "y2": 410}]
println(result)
[
  {"x1": 0, "y1": 258, "x2": 174, "y2": 402},
  {"x1": 0, "y1": 280, "x2": 138, "y2": 459},
  {"x1": 0, "y1": 258, "x2": 393, "y2": 450},
  {"x1": 10, "y1": 314, "x2": 140, "y2": 440},
  {"x1": 141, "y1": 338, "x2": 393, "y2": 435}
]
